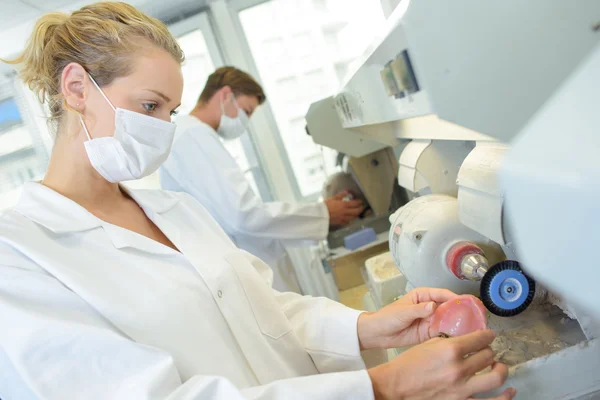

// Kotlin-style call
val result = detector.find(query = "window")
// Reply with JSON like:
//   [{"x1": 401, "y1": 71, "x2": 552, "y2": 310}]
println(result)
[
  {"x1": 174, "y1": 16, "x2": 266, "y2": 198},
  {"x1": 0, "y1": 97, "x2": 23, "y2": 131},
  {"x1": 238, "y1": 0, "x2": 385, "y2": 197},
  {"x1": 0, "y1": 77, "x2": 49, "y2": 211},
  {"x1": 177, "y1": 30, "x2": 216, "y2": 115}
]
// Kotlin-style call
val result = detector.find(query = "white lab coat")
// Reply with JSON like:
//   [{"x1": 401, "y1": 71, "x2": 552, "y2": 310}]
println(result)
[
  {"x1": 0, "y1": 183, "x2": 374, "y2": 400},
  {"x1": 160, "y1": 115, "x2": 330, "y2": 293}
]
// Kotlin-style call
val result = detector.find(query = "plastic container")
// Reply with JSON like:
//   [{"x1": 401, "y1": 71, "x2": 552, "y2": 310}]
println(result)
[{"x1": 364, "y1": 252, "x2": 407, "y2": 308}]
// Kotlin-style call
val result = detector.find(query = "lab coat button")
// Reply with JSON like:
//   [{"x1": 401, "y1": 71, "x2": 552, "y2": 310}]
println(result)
[{"x1": 217, "y1": 290, "x2": 223, "y2": 298}]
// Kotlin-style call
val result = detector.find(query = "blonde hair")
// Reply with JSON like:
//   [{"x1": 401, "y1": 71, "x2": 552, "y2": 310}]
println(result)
[{"x1": 1, "y1": 2, "x2": 184, "y2": 131}]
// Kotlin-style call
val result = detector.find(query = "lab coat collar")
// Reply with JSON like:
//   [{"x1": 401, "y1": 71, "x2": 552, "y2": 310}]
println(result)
[
  {"x1": 15, "y1": 182, "x2": 102, "y2": 234},
  {"x1": 103, "y1": 186, "x2": 182, "y2": 254},
  {"x1": 14, "y1": 182, "x2": 180, "y2": 240},
  {"x1": 119, "y1": 185, "x2": 180, "y2": 215}
]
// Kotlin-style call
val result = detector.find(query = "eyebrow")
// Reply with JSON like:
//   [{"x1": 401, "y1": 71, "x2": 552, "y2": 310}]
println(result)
[{"x1": 145, "y1": 89, "x2": 171, "y2": 103}]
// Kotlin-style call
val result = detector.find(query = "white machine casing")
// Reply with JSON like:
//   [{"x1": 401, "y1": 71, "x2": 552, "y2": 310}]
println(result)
[
  {"x1": 307, "y1": 0, "x2": 600, "y2": 397},
  {"x1": 501, "y1": 40, "x2": 600, "y2": 321},
  {"x1": 457, "y1": 142, "x2": 508, "y2": 246},
  {"x1": 389, "y1": 195, "x2": 504, "y2": 295},
  {"x1": 398, "y1": 140, "x2": 473, "y2": 196},
  {"x1": 329, "y1": 0, "x2": 600, "y2": 319}
]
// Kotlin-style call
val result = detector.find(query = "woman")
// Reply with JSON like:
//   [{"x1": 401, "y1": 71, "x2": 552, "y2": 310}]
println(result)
[{"x1": 0, "y1": 2, "x2": 515, "y2": 399}]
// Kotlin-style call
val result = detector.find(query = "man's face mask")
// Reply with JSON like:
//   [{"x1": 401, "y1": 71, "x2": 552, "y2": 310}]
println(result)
[{"x1": 217, "y1": 93, "x2": 249, "y2": 140}]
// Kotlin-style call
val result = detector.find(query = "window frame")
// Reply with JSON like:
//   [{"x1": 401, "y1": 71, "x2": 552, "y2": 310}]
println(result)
[
  {"x1": 210, "y1": 0, "x2": 317, "y2": 202},
  {"x1": 169, "y1": 11, "x2": 275, "y2": 202}
]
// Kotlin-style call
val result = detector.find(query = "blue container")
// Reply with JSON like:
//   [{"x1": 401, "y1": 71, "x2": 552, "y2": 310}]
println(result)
[{"x1": 344, "y1": 227, "x2": 377, "y2": 250}]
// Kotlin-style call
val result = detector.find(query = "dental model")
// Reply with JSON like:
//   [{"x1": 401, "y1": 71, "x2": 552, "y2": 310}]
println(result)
[{"x1": 431, "y1": 295, "x2": 487, "y2": 337}]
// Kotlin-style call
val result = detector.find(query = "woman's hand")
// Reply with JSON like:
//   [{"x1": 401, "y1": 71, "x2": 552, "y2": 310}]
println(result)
[
  {"x1": 368, "y1": 330, "x2": 516, "y2": 400},
  {"x1": 358, "y1": 287, "x2": 457, "y2": 350}
]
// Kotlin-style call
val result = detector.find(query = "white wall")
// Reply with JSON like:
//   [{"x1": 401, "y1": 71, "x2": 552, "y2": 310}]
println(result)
[{"x1": 379, "y1": 0, "x2": 403, "y2": 18}]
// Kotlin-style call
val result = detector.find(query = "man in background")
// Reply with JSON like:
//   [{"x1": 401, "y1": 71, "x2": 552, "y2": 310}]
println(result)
[{"x1": 160, "y1": 66, "x2": 363, "y2": 292}]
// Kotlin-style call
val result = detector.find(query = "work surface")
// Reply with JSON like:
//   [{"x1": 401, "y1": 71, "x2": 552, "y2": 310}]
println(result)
[
  {"x1": 339, "y1": 284, "x2": 369, "y2": 310},
  {"x1": 339, "y1": 283, "x2": 600, "y2": 399}
]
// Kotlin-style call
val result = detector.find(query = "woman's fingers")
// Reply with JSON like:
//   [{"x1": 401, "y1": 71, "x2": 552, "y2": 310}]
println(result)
[
  {"x1": 462, "y1": 346, "x2": 496, "y2": 377},
  {"x1": 407, "y1": 287, "x2": 458, "y2": 304},
  {"x1": 451, "y1": 330, "x2": 497, "y2": 356},
  {"x1": 465, "y1": 362, "x2": 510, "y2": 396}
]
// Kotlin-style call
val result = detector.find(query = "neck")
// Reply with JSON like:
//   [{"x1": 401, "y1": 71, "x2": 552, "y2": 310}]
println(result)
[
  {"x1": 42, "y1": 120, "x2": 125, "y2": 208},
  {"x1": 190, "y1": 101, "x2": 220, "y2": 131}
]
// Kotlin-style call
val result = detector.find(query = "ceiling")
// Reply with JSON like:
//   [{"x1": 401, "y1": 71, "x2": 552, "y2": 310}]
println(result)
[
  {"x1": 0, "y1": 1, "x2": 77, "y2": 30},
  {"x1": 0, "y1": 0, "x2": 209, "y2": 62}
]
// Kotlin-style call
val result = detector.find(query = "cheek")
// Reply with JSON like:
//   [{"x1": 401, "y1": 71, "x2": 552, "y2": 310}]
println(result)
[
  {"x1": 84, "y1": 97, "x2": 116, "y2": 139},
  {"x1": 91, "y1": 108, "x2": 116, "y2": 138},
  {"x1": 157, "y1": 111, "x2": 173, "y2": 123}
]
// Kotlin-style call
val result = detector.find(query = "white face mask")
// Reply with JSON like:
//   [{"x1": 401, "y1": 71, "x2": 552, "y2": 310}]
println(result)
[
  {"x1": 217, "y1": 95, "x2": 249, "y2": 140},
  {"x1": 79, "y1": 74, "x2": 176, "y2": 183}
]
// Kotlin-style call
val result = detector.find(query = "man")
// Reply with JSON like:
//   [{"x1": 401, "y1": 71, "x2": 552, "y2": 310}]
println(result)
[{"x1": 160, "y1": 66, "x2": 364, "y2": 292}]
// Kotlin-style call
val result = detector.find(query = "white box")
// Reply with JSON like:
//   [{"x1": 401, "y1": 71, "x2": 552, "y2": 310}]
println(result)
[{"x1": 365, "y1": 252, "x2": 407, "y2": 308}]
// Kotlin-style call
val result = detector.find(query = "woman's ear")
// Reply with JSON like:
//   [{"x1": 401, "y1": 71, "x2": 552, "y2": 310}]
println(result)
[{"x1": 61, "y1": 63, "x2": 88, "y2": 111}]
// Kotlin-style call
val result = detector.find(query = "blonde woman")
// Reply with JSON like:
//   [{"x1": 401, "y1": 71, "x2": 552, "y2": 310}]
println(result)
[{"x1": 0, "y1": 2, "x2": 514, "y2": 400}]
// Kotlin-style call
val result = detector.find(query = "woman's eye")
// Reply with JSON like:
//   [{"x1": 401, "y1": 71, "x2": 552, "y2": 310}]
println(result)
[
  {"x1": 170, "y1": 110, "x2": 179, "y2": 117},
  {"x1": 143, "y1": 103, "x2": 157, "y2": 113}
]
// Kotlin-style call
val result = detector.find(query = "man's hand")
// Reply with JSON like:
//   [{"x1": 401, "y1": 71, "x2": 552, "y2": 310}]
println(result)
[
  {"x1": 368, "y1": 330, "x2": 515, "y2": 400},
  {"x1": 358, "y1": 288, "x2": 457, "y2": 350},
  {"x1": 324, "y1": 190, "x2": 364, "y2": 227}
]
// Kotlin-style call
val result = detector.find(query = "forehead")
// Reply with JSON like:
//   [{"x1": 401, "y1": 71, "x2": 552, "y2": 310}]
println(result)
[
  {"x1": 119, "y1": 46, "x2": 183, "y2": 103},
  {"x1": 236, "y1": 94, "x2": 260, "y2": 110}
]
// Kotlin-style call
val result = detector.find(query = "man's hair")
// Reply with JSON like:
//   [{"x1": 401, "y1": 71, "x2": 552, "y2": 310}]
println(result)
[{"x1": 199, "y1": 66, "x2": 266, "y2": 105}]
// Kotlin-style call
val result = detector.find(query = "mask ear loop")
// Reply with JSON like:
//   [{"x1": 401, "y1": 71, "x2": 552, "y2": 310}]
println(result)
[
  {"x1": 87, "y1": 74, "x2": 116, "y2": 111},
  {"x1": 61, "y1": 95, "x2": 92, "y2": 141},
  {"x1": 79, "y1": 115, "x2": 93, "y2": 141},
  {"x1": 221, "y1": 91, "x2": 239, "y2": 118},
  {"x1": 230, "y1": 94, "x2": 247, "y2": 126},
  {"x1": 80, "y1": 73, "x2": 117, "y2": 141}
]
